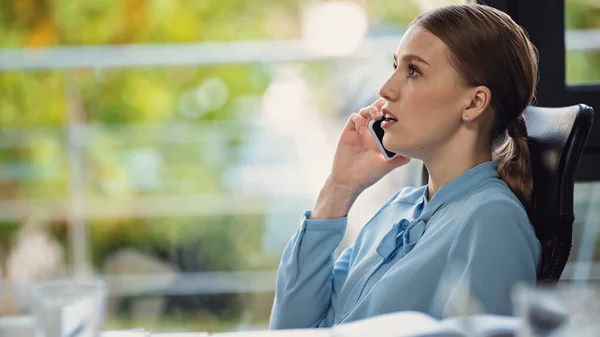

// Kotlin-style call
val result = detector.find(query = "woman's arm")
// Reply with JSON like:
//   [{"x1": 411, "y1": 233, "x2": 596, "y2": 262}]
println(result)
[
  {"x1": 268, "y1": 97, "x2": 410, "y2": 328},
  {"x1": 269, "y1": 211, "x2": 352, "y2": 329}
]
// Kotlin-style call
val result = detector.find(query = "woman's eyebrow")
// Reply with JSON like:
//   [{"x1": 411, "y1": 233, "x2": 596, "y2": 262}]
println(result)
[{"x1": 394, "y1": 54, "x2": 430, "y2": 66}]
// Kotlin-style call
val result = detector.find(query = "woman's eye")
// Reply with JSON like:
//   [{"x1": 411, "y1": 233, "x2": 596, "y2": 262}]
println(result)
[
  {"x1": 408, "y1": 64, "x2": 420, "y2": 77},
  {"x1": 393, "y1": 63, "x2": 398, "y2": 70}
]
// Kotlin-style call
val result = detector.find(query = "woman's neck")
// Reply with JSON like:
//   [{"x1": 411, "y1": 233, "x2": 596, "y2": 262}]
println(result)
[{"x1": 425, "y1": 149, "x2": 492, "y2": 201}]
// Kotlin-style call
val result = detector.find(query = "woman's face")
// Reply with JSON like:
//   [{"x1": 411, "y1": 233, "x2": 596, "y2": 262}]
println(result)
[{"x1": 379, "y1": 25, "x2": 473, "y2": 160}]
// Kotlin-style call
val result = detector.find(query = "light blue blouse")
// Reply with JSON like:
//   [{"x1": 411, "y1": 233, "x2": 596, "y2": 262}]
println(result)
[{"x1": 269, "y1": 161, "x2": 541, "y2": 329}]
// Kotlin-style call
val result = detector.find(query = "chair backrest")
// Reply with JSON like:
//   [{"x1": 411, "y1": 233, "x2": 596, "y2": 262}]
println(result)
[
  {"x1": 421, "y1": 104, "x2": 594, "y2": 282},
  {"x1": 524, "y1": 104, "x2": 593, "y2": 282}
]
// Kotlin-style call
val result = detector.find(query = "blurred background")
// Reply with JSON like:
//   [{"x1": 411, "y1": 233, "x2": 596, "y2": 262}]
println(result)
[{"x1": 0, "y1": 0, "x2": 598, "y2": 333}]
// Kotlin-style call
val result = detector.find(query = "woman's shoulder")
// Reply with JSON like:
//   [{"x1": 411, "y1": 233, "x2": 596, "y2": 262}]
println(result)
[
  {"x1": 464, "y1": 179, "x2": 527, "y2": 215},
  {"x1": 446, "y1": 179, "x2": 533, "y2": 238}
]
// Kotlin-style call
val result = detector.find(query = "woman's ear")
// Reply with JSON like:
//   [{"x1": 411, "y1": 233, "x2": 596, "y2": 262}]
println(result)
[{"x1": 462, "y1": 86, "x2": 491, "y2": 122}]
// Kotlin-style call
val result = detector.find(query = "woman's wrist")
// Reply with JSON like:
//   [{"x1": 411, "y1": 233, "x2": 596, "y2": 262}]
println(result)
[{"x1": 309, "y1": 177, "x2": 361, "y2": 220}]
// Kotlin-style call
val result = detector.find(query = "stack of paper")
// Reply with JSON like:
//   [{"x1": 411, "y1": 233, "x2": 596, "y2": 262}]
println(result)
[
  {"x1": 102, "y1": 311, "x2": 520, "y2": 337},
  {"x1": 211, "y1": 328, "x2": 331, "y2": 337},
  {"x1": 209, "y1": 311, "x2": 520, "y2": 337},
  {"x1": 153, "y1": 333, "x2": 210, "y2": 337}
]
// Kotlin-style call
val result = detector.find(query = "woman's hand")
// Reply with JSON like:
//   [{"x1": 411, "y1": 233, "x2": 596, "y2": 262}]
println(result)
[
  {"x1": 310, "y1": 98, "x2": 410, "y2": 220},
  {"x1": 330, "y1": 98, "x2": 411, "y2": 192}
]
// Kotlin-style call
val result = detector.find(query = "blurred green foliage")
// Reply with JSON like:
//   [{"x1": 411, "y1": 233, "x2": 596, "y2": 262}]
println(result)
[
  {"x1": 565, "y1": 0, "x2": 600, "y2": 84},
  {"x1": 0, "y1": 0, "x2": 292, "y2": 298},
  {"x1": 0, "y1": 0, "x2": 424, "y2": 270}
]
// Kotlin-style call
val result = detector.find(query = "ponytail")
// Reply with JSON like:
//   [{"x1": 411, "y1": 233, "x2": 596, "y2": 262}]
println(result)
[{"x1": 493, "y1": 115, "x2": 533, "y2": 215}]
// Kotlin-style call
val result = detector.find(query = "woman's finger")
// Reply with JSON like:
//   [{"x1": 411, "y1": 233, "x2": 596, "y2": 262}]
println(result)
[
  {"x1": 372, "y1": 97, "x2": 386, "y2": 110},
  {"x1": 386, "y1": 154, "x2": 411, "y2": 168},
  {"x1": 348, "y1": 113, "x2": 367, "y2": 132},
  {"x1": 358, "y1": 106, "x2": 383, "y2": 121}
]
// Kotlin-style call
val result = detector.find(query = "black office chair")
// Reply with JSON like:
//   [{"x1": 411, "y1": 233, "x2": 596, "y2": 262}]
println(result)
[{"x1": 421, "y1": 104, "x2": 594, "y2": 282}]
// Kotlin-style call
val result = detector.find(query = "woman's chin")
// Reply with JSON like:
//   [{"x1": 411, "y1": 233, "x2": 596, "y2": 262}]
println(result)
[{"x1": 383, "y1": 142, "x2": 403, "y2": 155}]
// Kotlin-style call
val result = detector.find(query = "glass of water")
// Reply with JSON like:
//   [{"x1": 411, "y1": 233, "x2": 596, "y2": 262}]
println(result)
[
  {"x1": 512, "y1": 283, "x2": 600, "y2": 337},
  {"x1": 30, "y1": 279, "x2": 108, "y2": 337}
]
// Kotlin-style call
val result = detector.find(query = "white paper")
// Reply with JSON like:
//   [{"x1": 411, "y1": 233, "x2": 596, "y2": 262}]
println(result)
[
  {"x1": 332, "y1": 311, "x2": 451, "y2": 337},
  {"x1": 102, "y1": 312, "x2": 520, "y2": 337},
  {"x1": 152, "y1": 333, "x2": 210, "y2": 337},
  {"x1": 210, "y1": 329, "x2": 331, "y2": 337},
  {"x1": 439, "y1": 315, "x2": 520, "y2": 337}
]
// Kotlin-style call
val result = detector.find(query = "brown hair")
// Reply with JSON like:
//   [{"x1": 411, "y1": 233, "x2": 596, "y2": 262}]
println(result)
[{"x1": 411, "y1": 4, "x2": 538, "y2": 213}]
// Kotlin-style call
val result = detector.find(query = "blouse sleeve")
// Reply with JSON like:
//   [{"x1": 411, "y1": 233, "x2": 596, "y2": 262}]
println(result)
[{"x1": 269, "y1": 210, "x2": 352, "y2": 329}]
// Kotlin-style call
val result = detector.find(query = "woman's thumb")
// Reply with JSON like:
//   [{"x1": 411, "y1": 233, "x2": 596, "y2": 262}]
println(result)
[{"x1": 387, "y1": 154, "x2": 411, "y2": 168}]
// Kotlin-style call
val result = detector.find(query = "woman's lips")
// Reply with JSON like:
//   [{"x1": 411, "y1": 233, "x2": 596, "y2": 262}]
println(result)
[
  {"x1": 382, "y1": 108, "x2": 398, "y2": 120},
  {"x1": 381, "y1": 120, "x2": 397, "y2": 129},
  {"x1": 381, "y1": 108, "x2": 398, "y2": 129}
]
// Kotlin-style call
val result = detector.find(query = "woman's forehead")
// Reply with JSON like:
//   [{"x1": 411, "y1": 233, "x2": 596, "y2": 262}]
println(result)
[{"x1": 394, "y1": 26, "x2": 449, "y2": 67}]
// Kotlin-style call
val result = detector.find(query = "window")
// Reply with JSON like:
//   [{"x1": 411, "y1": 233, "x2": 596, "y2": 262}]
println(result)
[
  {"x1": 563, "y1": 182, "x2": 600, "y2": 282},
  {"x1": 565, "y1": 0, "x2": 600, "y2": 85}
]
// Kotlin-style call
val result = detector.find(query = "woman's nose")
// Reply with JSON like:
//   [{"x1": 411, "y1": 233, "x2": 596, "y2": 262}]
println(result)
[{"x1": 379, "y1": 77, "x2": 399, "y2": 102}]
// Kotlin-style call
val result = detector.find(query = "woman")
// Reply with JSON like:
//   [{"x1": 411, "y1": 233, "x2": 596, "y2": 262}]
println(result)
[{"x1": 270, "y1": 4, "x2": 541, "y2": 329}]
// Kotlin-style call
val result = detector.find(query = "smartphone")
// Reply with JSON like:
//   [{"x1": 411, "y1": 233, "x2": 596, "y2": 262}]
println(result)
[{"x1": 368, "y1": 119, "x2": 398, "y2": 160}]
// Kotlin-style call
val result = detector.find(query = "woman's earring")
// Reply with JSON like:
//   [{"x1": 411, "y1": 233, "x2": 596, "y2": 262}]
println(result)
[{"x1": 462, "y1": 115, "x2": 469, "y2": 122}]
